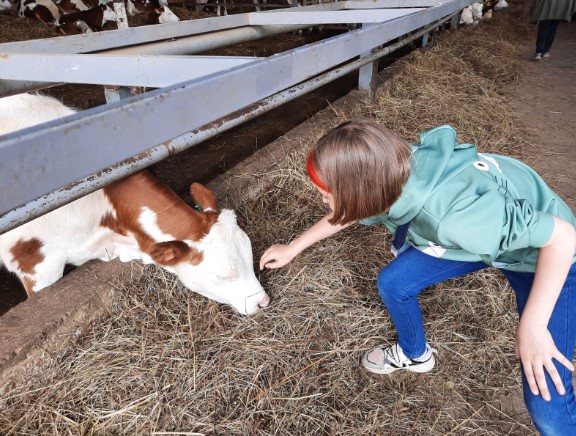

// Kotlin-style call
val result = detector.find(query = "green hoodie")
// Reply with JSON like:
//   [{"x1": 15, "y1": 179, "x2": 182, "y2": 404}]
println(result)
[{"x1": 360, "y1": 125, "x2": 576, "y2": 272}]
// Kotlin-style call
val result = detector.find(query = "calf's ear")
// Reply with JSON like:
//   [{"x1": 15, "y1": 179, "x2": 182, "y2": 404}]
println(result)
[
  {"x1": 190, "y1": 183, "x2": 219, "y2": 212},
  {"x1": 150, "y1": 241, "x2": 203, "y2": 266}
]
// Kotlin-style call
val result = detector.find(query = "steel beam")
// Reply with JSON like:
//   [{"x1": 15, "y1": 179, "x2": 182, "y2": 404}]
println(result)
[
  {"x1": 0, "y1": 54, "x2": 261, "y2": 87},
  {"x1": 247, "y1": 8, "x2": 422, "y2": 24}
]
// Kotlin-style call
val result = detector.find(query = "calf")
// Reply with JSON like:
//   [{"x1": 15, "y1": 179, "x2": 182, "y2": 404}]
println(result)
[
  {"x1": 494, "y1": 0, "x2": 508, "y2": 10},
  {"x1": 17, "y1": 0, "x2": 60, "y2": 23},
  {"x1": 54, "y1": 3, "x2": 116, "y2": 34},
  {"x1": 55, "y1": 0, "x2": 99, "y2": 13},
  {"x1": 470, "y1": 2, "x2": 483, "y2": 23},
  {"x1": 126, "y1": 0, "x2": 179, "y2": 23},
  {"x1": 0, "y1": 93, "x2": 270, "y2": 316},
  {"x1": 57, "y1": 0, "x2": 179, "y2": 21},
  {"x1": 459, "y1": 5, "x2": 473, "y2": 25}
]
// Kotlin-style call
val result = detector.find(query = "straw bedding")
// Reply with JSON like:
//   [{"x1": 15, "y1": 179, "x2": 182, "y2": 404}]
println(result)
[{"x1": 0, "y1": 2, "x2": 541, "y2": 435}]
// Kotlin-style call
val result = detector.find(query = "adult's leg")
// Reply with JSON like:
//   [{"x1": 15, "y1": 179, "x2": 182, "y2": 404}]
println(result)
[
  {"x1": 543, "y1": 19, "x2": 561, "y2": 54},
  {"x1": 536, "y1": 20, "x2": 553, "y2": 54},
  {"x1": 377, "y1": 247, "x2": 486, "y2": 359},
  {"x1": 503, "y1": 264, "x2": 576, "y2": 435}
]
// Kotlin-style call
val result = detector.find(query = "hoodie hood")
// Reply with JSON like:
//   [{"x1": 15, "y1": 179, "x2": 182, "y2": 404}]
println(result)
[{"x1": 387, "y1": 125, "x2": 476, "y2": 225}]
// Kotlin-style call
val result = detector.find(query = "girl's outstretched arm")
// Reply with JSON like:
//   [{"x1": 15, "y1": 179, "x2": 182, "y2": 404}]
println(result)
[
  {"x1": 515, "y1": 216, "x2": 576, "y2": 401},
  {"x1": 259, "y1": 214, "x2": 354, "y2": 270}
]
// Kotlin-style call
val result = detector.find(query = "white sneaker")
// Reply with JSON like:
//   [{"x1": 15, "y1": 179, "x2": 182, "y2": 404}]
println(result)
[
  {"x1": 534, "y1": 53, "x2": 542, "y2": 61},
  {"x1": 362, "y1": 343, "x2": 437, "y2": 375}
]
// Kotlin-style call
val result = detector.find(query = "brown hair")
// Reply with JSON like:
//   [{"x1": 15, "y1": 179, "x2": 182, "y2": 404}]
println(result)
[{"x1": 309, "y1": 118, "x2": 412, "y2": 225}]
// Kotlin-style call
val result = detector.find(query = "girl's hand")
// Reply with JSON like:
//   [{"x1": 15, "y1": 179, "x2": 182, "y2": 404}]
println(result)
[
  {"x1": 515, "y1": 323, "x2": 574, "y2": 401},
  {"x1": 260, "y1": 244, "x2": 297, "y2": 270},
  {"x1": 259, "y1": 214, "x2": 352, "y2": 271}
]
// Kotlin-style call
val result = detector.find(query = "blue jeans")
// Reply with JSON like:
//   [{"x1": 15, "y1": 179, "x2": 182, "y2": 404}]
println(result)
[{"x1": 377, "y1": 247, "x2": 576, "y2": 435}]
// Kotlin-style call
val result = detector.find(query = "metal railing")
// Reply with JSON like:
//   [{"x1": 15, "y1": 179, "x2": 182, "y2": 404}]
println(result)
[{"x1": 0, "y1": 0, "x2": 472, "y2": 233}]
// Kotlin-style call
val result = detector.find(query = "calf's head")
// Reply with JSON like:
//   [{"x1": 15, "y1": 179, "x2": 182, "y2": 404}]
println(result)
[
  {"x1": 148, "y1": 6, "x2": 179, "y2": 24},
  {"x1": 143, "y1": 182, "x2": 269, "y2": 315}
]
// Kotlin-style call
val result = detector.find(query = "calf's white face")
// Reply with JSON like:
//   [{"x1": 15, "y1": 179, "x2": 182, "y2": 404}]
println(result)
[
  {"x1": 156, "y1": 6, "x2": 179, "y2": 23},
  {"x1": 173, "y1": 210, "x2": 269, "y2": 315},
  {"x1": 108, "y1": 177, "x2": 271, "y2": 316}
]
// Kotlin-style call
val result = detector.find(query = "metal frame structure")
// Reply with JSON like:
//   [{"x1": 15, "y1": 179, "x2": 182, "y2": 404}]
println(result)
[{"x1": 0, "y1": 0, "x2": 473, "y2": 233}]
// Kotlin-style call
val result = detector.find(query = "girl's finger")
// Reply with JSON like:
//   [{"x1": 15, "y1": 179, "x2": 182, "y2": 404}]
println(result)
[
  {"x1": 533, "y1": 364, "x2": 550, "y2": 401},
  {"x1": 554, "y1": 350, "x2": 575, "y2": 372},
  {"x1": 523, "y1": 363, "x2": 540, "y2": 397},
  {"x1": 543, "y1": 359, "x2": 565, "y2": 396}
]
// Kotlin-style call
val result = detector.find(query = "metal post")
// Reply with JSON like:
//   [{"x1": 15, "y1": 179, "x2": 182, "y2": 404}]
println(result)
[
  {"x1": 421, "y1": 31, "x2": 429, "y2": 47},
  {"x1": 358, "y1": 23, "x2": 379, "y2": 102},
  {"x1": 104, "y1": 86, "x2": 138, "y2": 103},
  {"x1": 106, "y1": 0, "x2": 132, "y2": 112},
  {"x1": 113, "y1": 0, "x2": 129, "y2": 29},
  {"x1": 450, "y1": 12, "x2": 459, "y2": 30}
]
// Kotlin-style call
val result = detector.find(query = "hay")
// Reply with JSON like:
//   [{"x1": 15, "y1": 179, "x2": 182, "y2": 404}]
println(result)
[{"x1": 0, "y1": 2, "x2": 540, "y2": 435}]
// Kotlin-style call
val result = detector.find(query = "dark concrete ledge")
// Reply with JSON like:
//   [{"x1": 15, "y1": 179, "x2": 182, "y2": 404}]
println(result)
[{"x1": 0, "y1": 260, "x2": 139, "y2": 382}]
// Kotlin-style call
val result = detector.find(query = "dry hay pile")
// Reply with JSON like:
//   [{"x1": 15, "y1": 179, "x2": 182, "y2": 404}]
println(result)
[{"x1": 0, "y1": 3, "x2": 541, "y2": 435}]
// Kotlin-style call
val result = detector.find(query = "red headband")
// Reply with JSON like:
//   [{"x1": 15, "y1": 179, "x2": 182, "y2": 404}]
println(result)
[{"x1": 306, "y1": 151, "x2": 330, "y2": 192}]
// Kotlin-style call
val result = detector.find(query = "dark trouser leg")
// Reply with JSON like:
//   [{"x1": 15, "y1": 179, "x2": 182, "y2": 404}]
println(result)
[
  {"x1": 543, "y1": 20, "x2": 561, "y2": 53},
  {"x1": 537, "y1": 20, "x2": 561, "y2": 54}
]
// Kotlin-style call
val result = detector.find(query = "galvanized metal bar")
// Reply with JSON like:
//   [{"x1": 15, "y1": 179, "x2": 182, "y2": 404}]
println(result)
[
  {"x1": 0, "y1": 2, "x2": 367, "y2": 56},
  {"x1": 0, "y1": 14, "x2": 252, "y2": 54},
  {"x1": 0, "y1": 0, "x2": 470, "y2": 229},
  {"x1": 0, "y1": 54, "x2": 262, "y2": 87},
  {"x1": 247, "y1": 8, "x2": 423, "y2": 24},
  {"x1": 343, "y1": 0, "x2": 465, "y2": 8},
  {"x1": 0, "y1": 24, "x2": 309, "y2": 97}
]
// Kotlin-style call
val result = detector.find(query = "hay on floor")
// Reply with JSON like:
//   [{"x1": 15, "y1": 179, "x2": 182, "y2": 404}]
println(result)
[{"x1": 0, "y1": 2, "x2": 540, "y2": 434}]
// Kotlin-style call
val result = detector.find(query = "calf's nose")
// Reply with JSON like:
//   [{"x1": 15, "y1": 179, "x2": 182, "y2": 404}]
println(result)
[{"x1": 257, "y1": 294, "x2": 271, "y2": 309}]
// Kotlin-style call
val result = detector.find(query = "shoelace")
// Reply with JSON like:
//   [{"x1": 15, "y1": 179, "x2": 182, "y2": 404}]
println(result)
[{"x1": 383, "y1": 344, "x2": 409, "y2": 367}]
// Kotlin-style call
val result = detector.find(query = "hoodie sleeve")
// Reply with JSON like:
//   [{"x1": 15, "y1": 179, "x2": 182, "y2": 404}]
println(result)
[{"x1": 435, "y1": 190, "x2": 555, "y2": 261}]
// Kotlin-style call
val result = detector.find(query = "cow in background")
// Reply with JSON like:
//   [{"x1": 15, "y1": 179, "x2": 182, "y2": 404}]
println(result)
[
  {"x1": 54, "y1": 0, "x2": 178, "y2": 35},
  {"x1": 54, "y1": 2, "x2": 116, "y2": 33},
  {"x1": 126, "y1": 0, "x2": 179, "y2": 23},
  {"x1": 17, "y1": 0, "x2": 60, "y2": 23},
  {"x1": 0, "y1": 93, "x2": 270, "y2": 316},
  {"x1": 16, "y1": 0, "x2": 178, "y2": 30}
]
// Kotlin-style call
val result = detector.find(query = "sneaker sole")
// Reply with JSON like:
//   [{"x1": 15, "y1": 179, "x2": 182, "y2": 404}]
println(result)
[{"x1": 361, "y1": 354, "x2": 436, "y2": 375}]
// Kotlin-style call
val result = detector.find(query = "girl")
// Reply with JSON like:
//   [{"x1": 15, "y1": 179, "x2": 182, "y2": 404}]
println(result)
[{"x1": 259, "y1": 119, "x2": 576, "y2": 435}]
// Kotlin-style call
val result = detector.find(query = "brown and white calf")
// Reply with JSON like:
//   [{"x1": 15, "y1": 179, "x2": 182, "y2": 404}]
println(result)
[
  {"x1": 0, "y1": 93, "x2": 270, "y2": 315},
  {"x1": 125, "y1": 0, "x2": 178, "y2": 24},
  {"x1": 17, "y1": 0, "x2": 60, "y2": 23},
  {"x1": 54, "y1": 3, "x2": 116, "y2": 34},
  {"x1": 55, "y1": 0, "x2": 99, "y2": 13}
]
